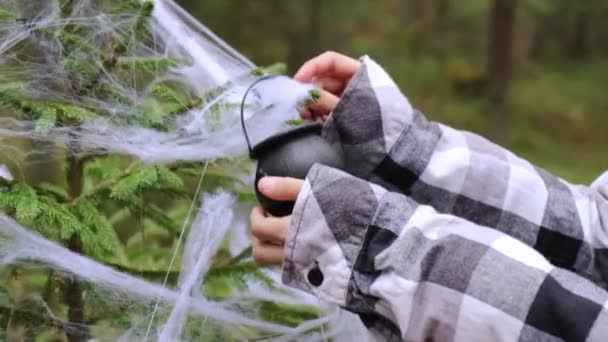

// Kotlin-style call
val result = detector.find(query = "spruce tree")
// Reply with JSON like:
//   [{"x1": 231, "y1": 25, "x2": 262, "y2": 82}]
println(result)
[{"x1": 0, "y1": 1, "x2": 320, "y2": 340}]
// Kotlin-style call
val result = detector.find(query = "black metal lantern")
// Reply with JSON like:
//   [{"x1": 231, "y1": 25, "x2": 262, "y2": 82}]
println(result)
[{"x1": 241, "y1": 76, "x2": 344, "y2": 217}]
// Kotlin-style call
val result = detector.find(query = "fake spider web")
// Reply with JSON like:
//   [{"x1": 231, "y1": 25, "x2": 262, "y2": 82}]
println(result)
[{"x1": 0, "y1": 0, "x2": 369, "y2": 340}]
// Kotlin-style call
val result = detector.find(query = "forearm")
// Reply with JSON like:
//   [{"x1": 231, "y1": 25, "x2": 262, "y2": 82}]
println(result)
[
  {"x1": 283, "y1": 164, "x2": 608, "y2": 341},
  {"x1": 324, "y1": 56, "x2": 608, "y2": 286}
]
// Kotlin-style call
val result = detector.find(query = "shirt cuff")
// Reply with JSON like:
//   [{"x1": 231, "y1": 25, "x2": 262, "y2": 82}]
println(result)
[
  {"x1": 281, "y1": 163, "x2": 385, "y2": 307},
  {"x1": 320, "y1": 55, "x2": 416, "y2": 180}
]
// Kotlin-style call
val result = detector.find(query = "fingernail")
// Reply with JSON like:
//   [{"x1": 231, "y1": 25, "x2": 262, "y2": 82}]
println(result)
[{"x1": 258, "y1": 177, "x2": 276, "y2": 193}]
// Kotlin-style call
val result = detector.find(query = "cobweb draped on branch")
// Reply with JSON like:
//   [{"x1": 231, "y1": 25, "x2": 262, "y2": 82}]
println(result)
[
  {"x1": 0, "y1": 0, "x2": 314, "y2": 163},
  {"x1": 0, "y1": 0, "x2": 370, "y2": 341}
]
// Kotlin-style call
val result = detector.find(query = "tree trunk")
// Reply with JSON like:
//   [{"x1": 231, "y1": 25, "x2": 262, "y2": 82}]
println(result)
[
  {"x1": 286, "y1": 0, "x2": 322, "y2": 74},
  {"x1": 487, "y1": 0, "x2": 517, "y2": 143},
  {"x1": 308, "y1": 0, "x2": 322, "y2": 54},
  {"x1": 434, "y1": 0, "x2": 451, "y2": 58},
  {"x1": 65, "y1": 146, "x2": 89, "y2": 342},
  {"x1": 66, "y1": 234, "x2": 87, "y2": 342},
  {"x1": 571, "y1": 13, "x2": 589, "y2": 58}
]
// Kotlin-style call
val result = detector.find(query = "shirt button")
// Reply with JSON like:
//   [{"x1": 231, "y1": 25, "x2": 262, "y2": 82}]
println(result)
[{"x1": 307, "y1": 264, "x2": 324, "y2": 287}]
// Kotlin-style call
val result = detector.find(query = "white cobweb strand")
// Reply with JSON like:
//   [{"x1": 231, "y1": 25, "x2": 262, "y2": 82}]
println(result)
[
  {"x1": 0, "y1": 164, "x2": 13, "y2": 181},
  {"x1": 0, "y1": 209, "x2": 360, "y2": 340},
  {"x1": 75, "y1": 76, "x2": 313, "y2": 163},
  {"x1": 0, "y1": 0, "x2": 312, "y2": 164},
  {"x1": 157, "y1": 191, "x2": 235, "y2": 341},
  {"x1": 0, "y1": 76, "x2": 312, "y2": 163},
  {"x1": 0, "y1": 214, "x2": 294, "y2": 335},
  {"x1": 151, "y1": 0, "x2": 236, "y2": 87},
  {"x1": 150, "y1": 0, "x2": 255, "y2": 86}
]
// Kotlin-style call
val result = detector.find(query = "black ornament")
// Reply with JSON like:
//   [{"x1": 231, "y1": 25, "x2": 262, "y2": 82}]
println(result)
[
  {"x1": 252, "y1": 123, "x2": 344, "y2": 216},
  {"x1": 241, "y1": 76, "x2": 344, "y2": 217}
]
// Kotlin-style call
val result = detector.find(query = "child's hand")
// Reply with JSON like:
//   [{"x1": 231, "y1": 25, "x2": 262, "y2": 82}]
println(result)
[
  {"x1": 295, "y1": 51, "x2": 361, "y2": 121},
  {"x1": 250, "y1": 177, "x2": 303, "y2": 265}
]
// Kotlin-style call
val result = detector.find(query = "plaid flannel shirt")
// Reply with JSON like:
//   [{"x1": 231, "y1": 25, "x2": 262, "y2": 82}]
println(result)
[{"x1": 281, "y1": 56, "x2": 608, "y2": 341}]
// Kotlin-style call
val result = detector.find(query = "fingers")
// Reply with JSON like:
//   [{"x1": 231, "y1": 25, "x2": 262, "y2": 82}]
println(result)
[
  {"x1": 250, "y1": 205, "x2": 288, "y2": 266},
  {"x1": 300, "y1": 89, "x2": 340, "y2": 121},
  {"x1": 294, "y1": 51, "x2": 361, "y2": 85},
  {"x1": 249, "y1": 206, "x2": 288, "y2": 244},
  {"x1": 313, "y1": 76, "x2": 345, "y2": 95},
  {"x1": 252, "y1": 236, "x2": 284, "y2": 265},
  {"x1": 295, "y1": 51, "x2": 360, "y2": 121},
  {"x1": 257, "y1": 177, "x2": 303, "y2": 202}
]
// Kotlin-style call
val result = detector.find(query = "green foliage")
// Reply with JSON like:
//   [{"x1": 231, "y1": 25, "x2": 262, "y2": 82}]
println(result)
[
  {"x1": 156, "y1": 165, "x2": 184, "y2": 188},
  {"x1": 150, "y1": 83, "x2": 203, "y2": 117},
  {"x1": 34, "y1": 106, "x2": 58, "y2": 134},
  {"x1": 259, "y1": 301, "x2": 322, "y2": 328},
  {"x1": 74, "y1": 199, "x2": 120, "y2": 254},
  {"x1": 56, "y1": 31, "x2": 101, "y2": 58},
  {"x1": 111, "y1": 0, "x2": 145, "y2": 14},
  {"x1": 303, "y1": 89, "x2": 321, "y2": 107},
  {"x1": 109, "y1": 164, "x2": 183, "y2": 200},
  {"x1": 525, "y1": 0, "x2": 554, "y2": 14},
  {"x1": 116, "y1": 57, "x2": 187, "y2": 74},
  {"x1": 0, "y1": 8, "x2": 17, "y2": 20},
  {"x1": 13, "y1": 183, "x2": 41, "y2": 221},
  {"x1": 0, "y1": 85, "x2": 25, "y2": 111},
  {"x1": 55, "y1": 103, "x2": 99, "y2": 122},
  {"x1": 204, "y1": 260, "x2": 273, "y2": 301},
  {"x1": 99, "y1": 84, "x2": 134, "y2": 106},
  {"x1": 37, "y1": 182, "x2": 70, "y2": 200},
  {"x1": 0, "y1": 87, "x2": 99, "y2": 126},
  {"x1": 151, "y1": 83, "x2": 183, "y2": 103},
  {"x1": 134, "y1": 0, "x2": 155, "y2": 40},
  {"x1": 30, "y1": 195, "x2": 86, "y2": 240},
  {"x1": 251, "y1": 63, "x2": 287, "y2": 76},
  {"x1": 62, "y1": 58, "x2": 99, "y2": 88}
]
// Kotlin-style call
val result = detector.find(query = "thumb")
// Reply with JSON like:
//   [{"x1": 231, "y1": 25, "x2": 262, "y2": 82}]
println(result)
[{"x1": 258, "y1": 177, "x2": 303, "y2": 201}]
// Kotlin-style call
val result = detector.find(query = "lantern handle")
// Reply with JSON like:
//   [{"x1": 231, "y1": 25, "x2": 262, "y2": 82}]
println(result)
[{"x1": 240, "y1": 74, "x2": 279, "y2": 159}]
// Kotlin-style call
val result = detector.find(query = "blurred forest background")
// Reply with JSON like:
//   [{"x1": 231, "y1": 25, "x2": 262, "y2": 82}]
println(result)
[{"x1": 177, "y1": 0, "x2": 608, "y2": 183}]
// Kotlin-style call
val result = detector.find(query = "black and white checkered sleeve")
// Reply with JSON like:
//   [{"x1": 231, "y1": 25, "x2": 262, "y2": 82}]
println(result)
[
  {"x1": 282, "y1": 164, "x2": 608, "y2": 341},
  {"x1": 321, "y1": 56, "x2": 608, "y2": 287}
]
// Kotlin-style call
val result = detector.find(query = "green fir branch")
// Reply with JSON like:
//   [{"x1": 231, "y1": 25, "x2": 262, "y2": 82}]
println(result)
[
  {"x1": 55, "y1": 103, "x2": 99, "y2": 122},
  {"x1": 167, "y1": 97, "x2": 203, "y2": 116},
  {"x1": 110, "y1": 165, "x2": 158, "y2": 200},
  {"x1": 116, "y1": 57, "x2": 187, "y2": 74},
  {"x1": 74, "y1": 199, "x2": 120, "y2": 256},
  {"x1": 35, "y1": 196, "x2": 86, "y2": 240},
  {"x1": 110, "y1": 0, "x2": 144, "y2": 14},
  {"x1": 155, "y1": 165, "x2": 184, "y2": 188},
  {"x1": 258, "y1": 301, "x2": 322, "y2": 328},
  {"x1": 134, "y1": 202, "x2": 182, "y2": 237},
  {"x1": 35, "y1": 183, "x2": 69, "y2": 201},
  {"x1": 13, "y1": 183, "x2": 40, "y2": 222},
  {"x1": 134, "y1": 1, "x2": 155, "y2": 40},
  {"x1": 62, "y1": 58, "x2": 99, "y2": 89},
  {"x1": 34, "y1": 106, "x2": 57, "y2": 134},
  {"x1": 151, "y1": 84, "x2": 182, "y2": 103},
  {"x1": 251, "y1": 63, "x2": 287, "y2": 76},
  {"x1": 74, "y1": 161, "x2": 140, "y2": 204},
  {"x1": 56, "y1": 31, "x2": 101, "y2": 58},
  {"x1": 0, "y1": 8, "x2": 17, "y2": 21},
  {"x1": 303, "y1": 89, "x2": 322, "y2": 107},
  {"x1": 228, "y1": 246, "x2": 252, "y2": 265},
  {"x1": 150, "y1": 84, "x2": 204, "y2": 116},
  {"x1": 0, "y1": 86, "x2": 25, "y2": 112},
  {"x1": 98, "y1": 84, "x2": 133, "y2": 105}
]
